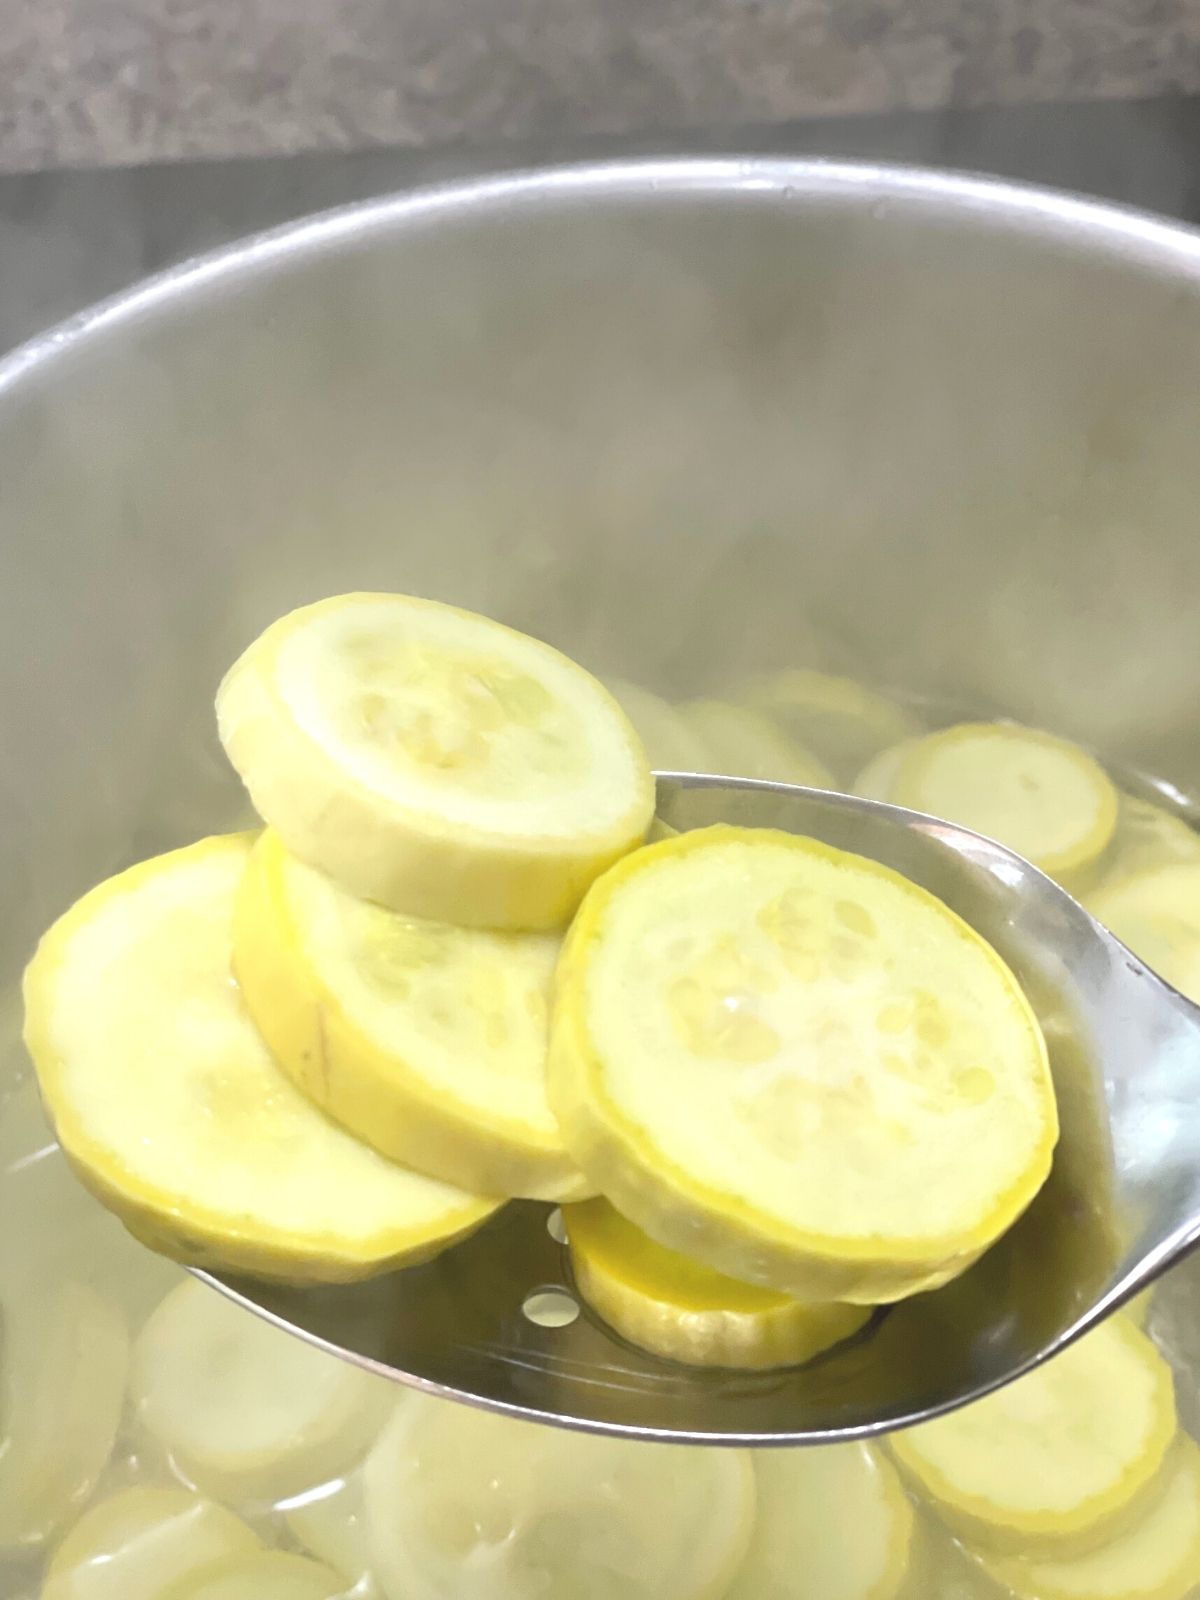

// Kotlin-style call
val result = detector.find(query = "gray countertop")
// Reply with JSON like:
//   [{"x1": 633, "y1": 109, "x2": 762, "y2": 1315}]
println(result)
[{"x1": 2, "y1": 0, "x2": 1199, "y2": 174}]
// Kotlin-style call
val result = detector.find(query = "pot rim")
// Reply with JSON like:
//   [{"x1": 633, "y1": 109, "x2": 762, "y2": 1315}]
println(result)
[{"x1": 3, "y1": 154, "x2": 1200, "y2": 402}]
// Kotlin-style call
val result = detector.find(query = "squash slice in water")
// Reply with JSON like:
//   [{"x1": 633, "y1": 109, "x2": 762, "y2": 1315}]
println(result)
[
  {"x1": 40, "y1": 1486, "x2": 259, "y2": 1600},
  {"x1": 21, "y1": 834, "x2": 498, "y2": 1283},
  {"x1": 679, "y1": 700, "x2": 835, "y2": 788},
  {"x1": 130, "y1": 1278, "x2": 390, "y2": 1506},
  {"x1": 890, "y1": 721, "x2": 1118, "y2": 886},
  {"x1": 549, "y1": 825, "x2": 1057, "y2": 1303},
  {"x1": 977, "y1": 1436, "x2": 1200, "y2": 1600},
  {"x1": 1100, "y1": 795, "x2": 1200, "y2": 884},
  {"x1": 284, "y1": 1474, "x2": 374, "y2": 1593},
  {"x1": 217, "y1": 594, "x2": 654, "y2": 930},
  {"x1": 234, "y1": 830, "x2": 589, "y2": 1200},
  {"x1": 1087, "y1": 862, "x2": 1200, "y2": 1006},
  {"x1": 603, "y1": 677, "x2": 709, "y2": 772},
  {"x1": 890, "y1": 1317, "x2": 1176, "y2": 1554},
  {"x1": 726, "y1": 1442, "x2": 914, "y2": 1600},
  {"x1": 739, "y1": 669, "x2": 921, "y2": 783},
  {"x1": 162, "y1": 1552, "x2": 345, "y2": 1600},
  {"x1": 564, "y1": 1196, "x2": 869, "y2": 1369},
  {"x1": 852, "y1": 739, "x2": 920, "y2": 804},
  {"x1": 362, "y1": 1392, "x2": 755, "y2": 1600}
]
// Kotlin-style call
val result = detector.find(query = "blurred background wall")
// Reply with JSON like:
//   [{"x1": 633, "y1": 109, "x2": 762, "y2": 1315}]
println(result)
[{"x1": 2, "y1": 0, "x2": 1198, "y2": 173}]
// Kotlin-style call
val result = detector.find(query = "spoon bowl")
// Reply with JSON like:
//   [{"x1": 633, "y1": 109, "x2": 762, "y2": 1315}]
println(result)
[{"x1": 198, "y1": 772, "x2": 1200, "y2": 1444}]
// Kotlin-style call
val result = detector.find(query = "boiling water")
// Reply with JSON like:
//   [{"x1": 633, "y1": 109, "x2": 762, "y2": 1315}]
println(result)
[{"x1": 5, "y1": 678, "x2": 1200, "y2": 1600}]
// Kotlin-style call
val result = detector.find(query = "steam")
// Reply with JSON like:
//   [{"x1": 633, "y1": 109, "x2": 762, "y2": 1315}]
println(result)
[{"x1": 5, "y1": 158, "x2": 1200, "y2": 977}]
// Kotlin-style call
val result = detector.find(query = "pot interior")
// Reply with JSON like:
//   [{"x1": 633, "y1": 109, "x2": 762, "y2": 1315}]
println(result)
[{"x1": 4, "y1": 162, "x2": 1200, "y2": 1597}]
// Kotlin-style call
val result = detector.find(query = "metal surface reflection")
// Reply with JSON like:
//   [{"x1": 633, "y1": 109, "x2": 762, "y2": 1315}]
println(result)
[{"x1": 203, "y1": 774, "x2": 1200, "y2": 1444}]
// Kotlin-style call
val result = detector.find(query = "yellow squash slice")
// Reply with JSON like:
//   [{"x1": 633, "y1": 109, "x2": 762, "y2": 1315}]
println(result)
[
  {"x1": 564, "y1": 1196, "x2": 869, "y2": 1369},
  {"x1": 549, "y1": 825, "x2": 1057, "y2": 1303},
  {"x1": 39, "y1": 1487, "x2": 260, "y2": 1600},
  {"x1": 362, "y1": 1392, "x2": 755, "y2": 1600},
  {"x1": 234, "y1": 830, "x2": 587, "y2": 1200},
  {"x1": 979, "y1": 1436, "x2": 1200, "y2": 1600},
  {"x1": 217, "y1": 594, "x2": 654, "y2": 930},
  {"x1": 890, "y1": 1316, "x2": 1177, "y2": 1554},
  {"x1": 603, "y1": 677, "x2": 709, "y2": 772},
  {"x1": 890, "y1": 721, "x2": 1118, "y2": 885},
  {"x1": 284, "y1": 1474, "x2": 375, "y2": 1593},
  {"x1": 1100, "y1": 795, "x2": 1200, "y2": 884},
  {"x1": 739, "y1": 670, "x2": 921, "y2": 782},
  {"x1": 911, "y1": 1527, "x2": 1004, "y2": 1599},
  {"x1": 161, "y1": 1552, "x2": 345, "y2": 1600},
  {"x1": 679, "y1": 700, "x2": 835, "y2": 787},
  {"x1": 1087, "y1": 862, "x2": 1200, "y2": 1005},
  {"x1": 852, "y1": 740, "x2": 919, "y2": 804},
  {"x1": 131, "y1": 1277, "x2": 391, "y2": 1505},
  {"x1": 22, "y1": 835, "x2": 498, "y2": 1283},
  {"x1": 726, "y1": 1442, "x2": 914, "y2": 1600}
]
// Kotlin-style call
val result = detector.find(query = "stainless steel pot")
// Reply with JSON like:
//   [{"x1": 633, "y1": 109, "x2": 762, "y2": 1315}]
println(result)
[{"x1": 5, "y1": 159, "x2": 1200, "y2": 1597}]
